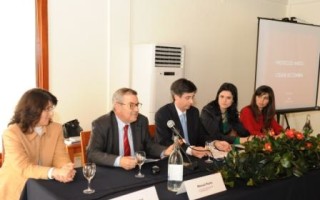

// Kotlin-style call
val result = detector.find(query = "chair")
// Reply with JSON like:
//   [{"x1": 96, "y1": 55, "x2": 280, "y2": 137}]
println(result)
[
  {"x1": 148, "y1": 124, "x2": 156, "y2": 139},
  {"x1": 80, "y1": 131, "x2": 91, "y2": 166},
  {"x1": 1, "y1": 138, "x2": 4, "y2": 167}
]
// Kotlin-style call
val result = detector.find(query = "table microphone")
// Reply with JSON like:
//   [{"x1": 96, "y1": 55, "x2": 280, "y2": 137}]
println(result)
[
  {"x1": 167, "y1": 120, "x2": 198, "y2": 170},
  {"x1": 167, "y1": 120, "x2": 188, "y2": 144}
]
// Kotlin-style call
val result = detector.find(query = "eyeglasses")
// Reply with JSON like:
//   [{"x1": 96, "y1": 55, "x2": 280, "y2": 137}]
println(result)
[{"x1": 119, "y1": 102, "x2": 142, "y2": 110}]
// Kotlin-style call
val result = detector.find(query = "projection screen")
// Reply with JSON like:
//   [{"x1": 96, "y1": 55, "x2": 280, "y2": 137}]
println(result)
[{"x1": 255, "y1": 18, "x2": 320, "y2": 113}]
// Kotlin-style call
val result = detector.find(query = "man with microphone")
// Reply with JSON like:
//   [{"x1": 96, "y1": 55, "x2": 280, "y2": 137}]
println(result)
[{"x1": 155, "y1": 78, "x2": 231, "y2": 159}]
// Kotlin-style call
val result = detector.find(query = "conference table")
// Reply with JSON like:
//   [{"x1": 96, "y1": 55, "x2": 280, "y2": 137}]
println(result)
[{"x1": 20, "y1": 156, "x2": 320, "y2": 200}]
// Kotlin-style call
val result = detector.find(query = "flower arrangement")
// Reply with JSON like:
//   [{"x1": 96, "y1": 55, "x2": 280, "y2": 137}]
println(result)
[{"x1": 219, "y1": 129, "x2": 320, "y2": 187}]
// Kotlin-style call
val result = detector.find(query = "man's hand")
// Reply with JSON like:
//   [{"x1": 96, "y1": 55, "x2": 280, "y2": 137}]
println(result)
[
  {"x1": 119, "y1": 156, "x2": 137, "y2": 170},
  {"x1": 164, "y1": 144, "x2": 174, "y2": 156}
]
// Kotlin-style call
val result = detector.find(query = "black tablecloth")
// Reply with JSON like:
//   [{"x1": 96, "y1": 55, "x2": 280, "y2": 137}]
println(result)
[{"x1": 20, "y1": 157, "x2": 320, "y2": 200}]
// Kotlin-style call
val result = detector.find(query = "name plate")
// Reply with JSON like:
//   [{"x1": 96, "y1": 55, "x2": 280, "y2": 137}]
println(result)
[
  {"x1": 177, "y1": 173, "x2": 226, "y2": 200},
  {"x1": 110, "y1": 186, "x2": 159, "y2": 200}
]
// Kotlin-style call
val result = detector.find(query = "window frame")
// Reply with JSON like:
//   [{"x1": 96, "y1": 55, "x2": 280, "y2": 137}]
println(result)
[{"x1": 36, "y1": 0, "x2": 49, "y2": 89}]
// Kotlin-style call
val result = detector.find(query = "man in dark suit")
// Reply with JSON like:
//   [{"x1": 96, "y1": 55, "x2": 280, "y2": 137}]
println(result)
[
  {"x1": 155, "y1": 78, "x2": 231, "y2": 159},
  {"x1": 87, "y1": 88, "x2": 173, "y2": 170}
]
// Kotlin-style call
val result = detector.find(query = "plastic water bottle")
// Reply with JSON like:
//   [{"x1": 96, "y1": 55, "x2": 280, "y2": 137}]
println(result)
[{"x1": 167, "y1": 136, "x2": 183, "y2": 192}]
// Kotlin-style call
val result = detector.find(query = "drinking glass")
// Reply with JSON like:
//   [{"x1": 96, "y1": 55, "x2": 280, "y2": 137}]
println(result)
[
  {"x1": 135, "y1": 151, "x2": 146, "y2": 178},
  {"x1": 205, "y1": 141, "x2": 213, "y2": 163},
  {"x1": 83, "y1": 163, "x2": 96, "y2": 194}
]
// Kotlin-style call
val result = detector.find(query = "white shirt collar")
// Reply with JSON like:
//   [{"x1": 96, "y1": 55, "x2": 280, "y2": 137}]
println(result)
[
  {"x1": 174, "y1": 104, "x2": 185, "y2": 116},
  {"x1": 34, "y1": 126, "x2": 44, "y2": 136},
  {"x1": 115, "y1": 115, "x2": 129, "y2": 130}
]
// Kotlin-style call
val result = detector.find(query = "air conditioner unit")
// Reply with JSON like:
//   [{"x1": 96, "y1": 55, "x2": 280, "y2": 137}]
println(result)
[{"x1": 131, "y1": 44, "x2": 185, "y2": 124}]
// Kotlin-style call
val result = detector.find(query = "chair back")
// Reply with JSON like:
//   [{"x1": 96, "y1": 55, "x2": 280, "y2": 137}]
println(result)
[
  {"x1": 80, "y1": 131, "x2": 91, "y2": 165},
  {"x1": 1, "y1": 137, "x2": 4, "y2": 167},
  {"x1": 149, "y1": 124, "x2": 156, "y2": 138}
]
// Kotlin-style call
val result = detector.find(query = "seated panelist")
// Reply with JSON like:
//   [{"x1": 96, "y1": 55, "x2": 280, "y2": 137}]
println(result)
[
  {"x1": 154, "y1": 78, "x2": 231, "y2": 160},
  {"x1": 87, "y1": 88, "x2": 173, "y2": 170},
  {"x1": 0, "y1": 88, "x2": 76, "y2": 200},
  {"x1": 200, "y1": 83, "x2": 250, "y2": 144},
  {"x1": 240, "y1": 85, "x2": 283, "y2": 136}
]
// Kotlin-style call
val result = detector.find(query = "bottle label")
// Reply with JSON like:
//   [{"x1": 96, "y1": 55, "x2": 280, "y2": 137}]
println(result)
[{"x1": 168, "y1": 164, "x2": 183, "y2": 181}]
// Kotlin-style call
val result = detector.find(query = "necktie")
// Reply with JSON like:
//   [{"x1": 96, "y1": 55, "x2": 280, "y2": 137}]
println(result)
[
  {"x1": 123, "y1": 125, "x2": 131, "y2": 156},
  {"x1": 180, "y1": 113, "x2": 189, "y2": 144}
]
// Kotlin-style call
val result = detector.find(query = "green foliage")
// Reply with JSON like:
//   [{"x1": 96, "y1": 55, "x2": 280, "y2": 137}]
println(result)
[{"x1": 219, "y1": 129, "x2": 320, "y2": 187}]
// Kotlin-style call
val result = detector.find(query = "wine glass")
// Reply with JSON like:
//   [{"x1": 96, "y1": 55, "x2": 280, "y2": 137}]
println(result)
[
  {"x1": 83, "y1": 163, "x2": 96, "y2": 194},
  {"x1": 135, "y1": 151, "x2": 146, "y2": 178},
  {"x1": 205, "y1": 141, "x2": 213, "y2": 163}
]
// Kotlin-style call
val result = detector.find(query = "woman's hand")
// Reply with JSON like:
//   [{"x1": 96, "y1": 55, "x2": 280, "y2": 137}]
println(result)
[
  {"x1": 52, "y1": 163, "x2": 76, "y2": 183},
  {"x1": 214, "y1": 140, "x2": 232, "y2": 152}
]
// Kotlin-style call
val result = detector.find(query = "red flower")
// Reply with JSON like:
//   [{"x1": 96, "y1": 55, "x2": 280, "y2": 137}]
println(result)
[
  {"x1": 264, "y1": 142, "x2": 272, "y2": 152},
  {"x1": 269, "y1": 129, "x2": 275, "y2": 136},
  {"x1": 295, "y1": 132, "x2": 304, "y2": 140},
  {"x1": 285, "y1": 129, "x2": 295, "y2": 139},
  {"x1": 306, "y1": 142, "x2": 313, "y2": 149}
]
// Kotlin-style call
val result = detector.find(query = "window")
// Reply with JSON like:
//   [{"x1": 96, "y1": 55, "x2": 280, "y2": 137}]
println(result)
[{"x1": 0, "y1": 0, "x2": 48, "y2": 150}]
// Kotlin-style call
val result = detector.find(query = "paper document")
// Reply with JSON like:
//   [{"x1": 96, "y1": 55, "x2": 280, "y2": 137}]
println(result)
[
  {"x1": 64, "y1": 136, "x2": 80, "y2": 145},
  {"x1": 210, "y1": 148, "x2": 228, "y2": 160}
]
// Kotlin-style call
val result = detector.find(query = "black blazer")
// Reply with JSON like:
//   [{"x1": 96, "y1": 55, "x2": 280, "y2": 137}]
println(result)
[
  {"x1": 200, "y1": 100, "x2": 249, "y2": 144},
  {"x1": 87, "y1": 111, "x2": 166, "y2": 167},
  {"x1": 154, "y1": 103, "x2": 207, "y2": 147}
]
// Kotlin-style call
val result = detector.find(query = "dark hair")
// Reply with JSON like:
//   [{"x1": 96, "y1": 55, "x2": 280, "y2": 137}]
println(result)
[
  {"x1": 170, "y1": 78, "x2": 197, "y2": 100},
  {"x1": 250, "y1": 85, "x2": 276, "y2": 129},
  {"x1": 8, "y1": 88, "x2": 58, "y2": 134},
  {"x1": 214, "y1": 82, "x2": 239, "y2": 122},
  {"x1": 215, "y1": 82, "x2": 238, "y2": 107}
]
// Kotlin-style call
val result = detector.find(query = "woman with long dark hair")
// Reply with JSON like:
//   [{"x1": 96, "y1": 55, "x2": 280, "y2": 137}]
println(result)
[
  {"x1": 201, "y1": 82, "x2": 249, "y2": 144},
  {"x1": 240, "y1": 85, "x2": 283, "y2": 136}
]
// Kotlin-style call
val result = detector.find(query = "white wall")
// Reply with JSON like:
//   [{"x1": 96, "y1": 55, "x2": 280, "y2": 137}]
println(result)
[
  {"x1": 48, "y1": 0, "x2": 109, "y2": 130},
  {"x1": 48, "y1": 0, "x2": 320, "y2": 133},
  {"x1": 284, "y1": 0, "x2": 320, "y2": 133},
  {"x1": 130, "y1": 0, "x2": 286, "y2": 113}
]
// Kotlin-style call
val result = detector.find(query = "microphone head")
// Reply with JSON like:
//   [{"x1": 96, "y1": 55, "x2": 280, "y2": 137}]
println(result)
[{"x1": 167, "y1": 120, "x2": 175, "y2": 128}]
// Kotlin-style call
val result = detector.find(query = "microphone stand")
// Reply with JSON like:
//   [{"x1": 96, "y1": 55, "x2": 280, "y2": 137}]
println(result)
[
  {"x1": 171, "y1": 131, "x2": 198, "y2": 170},
  {"x1": 180, "y1": 143, "x2": 198, "y2": 170}
]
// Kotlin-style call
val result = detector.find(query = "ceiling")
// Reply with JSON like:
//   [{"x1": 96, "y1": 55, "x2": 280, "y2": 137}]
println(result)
[{"x1": 268, "y1": 0, "x2": 320, "y2": 4}]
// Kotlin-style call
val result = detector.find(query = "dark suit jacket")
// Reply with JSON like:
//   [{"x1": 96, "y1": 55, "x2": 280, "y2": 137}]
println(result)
[
  {"x1": 87, "y1": 111, "x2": 166, "y2": 167},
  {"x1": 154, "y1": 103, "x2": 208, "y2": 147}
]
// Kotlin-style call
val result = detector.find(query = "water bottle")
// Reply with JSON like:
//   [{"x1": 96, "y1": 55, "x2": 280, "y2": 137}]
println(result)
[{"x1": 167, "y1": 136, "x2": 183, "y2": 192}]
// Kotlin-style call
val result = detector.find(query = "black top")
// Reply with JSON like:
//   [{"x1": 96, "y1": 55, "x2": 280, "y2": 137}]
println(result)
[{"x1": 200, "y1": 100, "x2": 249, "y2": 144}]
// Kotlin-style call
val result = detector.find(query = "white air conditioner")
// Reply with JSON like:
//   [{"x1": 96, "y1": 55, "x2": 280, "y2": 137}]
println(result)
[{"x1": 131, "y1": 44, "x2": 185, "y2": 124}]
